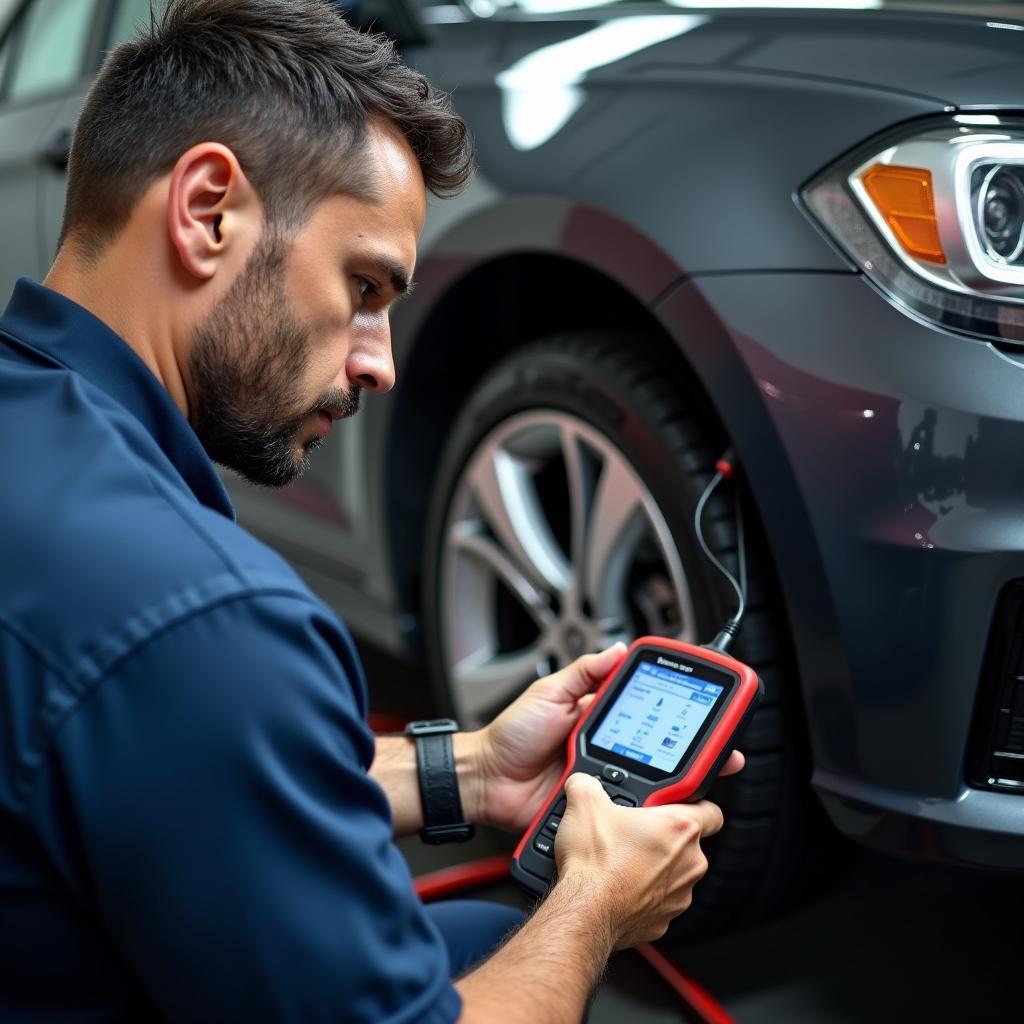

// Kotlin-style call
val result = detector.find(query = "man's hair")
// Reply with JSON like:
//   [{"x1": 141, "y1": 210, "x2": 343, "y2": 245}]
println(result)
[{"x1": 61, "y1": 0, "x2": 474, "y2": 260}]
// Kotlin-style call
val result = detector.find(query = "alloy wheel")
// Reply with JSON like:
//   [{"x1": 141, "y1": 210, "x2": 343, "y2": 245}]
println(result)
[{"x1": 439, "y1": 410, "x2": 697, "y2": 726}]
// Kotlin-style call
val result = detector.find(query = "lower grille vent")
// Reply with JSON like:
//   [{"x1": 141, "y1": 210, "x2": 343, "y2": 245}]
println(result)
[{"x1": 969, "y1": 581, "x2": 1024, "y2": 792}]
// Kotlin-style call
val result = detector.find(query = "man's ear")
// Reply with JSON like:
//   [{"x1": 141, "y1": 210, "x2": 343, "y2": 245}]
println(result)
[{"x1": 167, "y1": 143, "x2": 259, "y2": 281}]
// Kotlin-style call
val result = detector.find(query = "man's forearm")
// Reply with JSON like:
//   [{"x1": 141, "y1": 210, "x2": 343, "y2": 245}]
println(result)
[
  {"x1": 455, "y1": 872, "x2": 615, "y2": 1024},
  {"x1": 370, "y1": 733, "x2": 487, "y2": 836}
]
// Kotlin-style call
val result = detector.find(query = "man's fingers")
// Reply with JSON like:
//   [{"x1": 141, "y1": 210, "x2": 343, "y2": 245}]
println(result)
[
  {"x1": 678, "y1": 799, "x2": 725, "y2": 838},
  {"x1": 719, "y1": 749, "x2": 745, "y2": 777},
  {"x1": 575, "y1": 693, "x2": 597, "y2": 715}
]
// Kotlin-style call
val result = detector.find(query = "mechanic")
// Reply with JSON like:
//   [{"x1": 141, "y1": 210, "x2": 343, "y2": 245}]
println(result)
[{"x1": 0, "y1": 1, "x2": 740, "y2": 1021}]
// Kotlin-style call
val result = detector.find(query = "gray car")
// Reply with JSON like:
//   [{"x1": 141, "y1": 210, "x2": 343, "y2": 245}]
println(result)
[{"x1": 3, "y1": 0, "x2": 1024, "y2": 937}]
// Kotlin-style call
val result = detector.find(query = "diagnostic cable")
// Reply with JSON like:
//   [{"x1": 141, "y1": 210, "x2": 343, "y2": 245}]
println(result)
[{"x1": 511, "y1": 448, "x2": 762, "y2": 894}]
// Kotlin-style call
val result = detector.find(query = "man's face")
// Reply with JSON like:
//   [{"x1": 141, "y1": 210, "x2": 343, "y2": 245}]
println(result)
[{"x1": 188, "y1": 123, "x2": 425, "y2": 487}]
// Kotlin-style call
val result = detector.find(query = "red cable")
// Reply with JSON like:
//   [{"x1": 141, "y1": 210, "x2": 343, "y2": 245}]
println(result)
[
  {"x1": 412, "y1": 855, "x2": 734, "y2": 1024},
  {"x1": 368, "y1": 710, "x2": 413, "y2": 733},
  {"x1": 413, "y1": 855, "x2": 512, "y2": 902},
  {"x1": 637, "y1": 942, "x2": 736, "y2": 1024}
]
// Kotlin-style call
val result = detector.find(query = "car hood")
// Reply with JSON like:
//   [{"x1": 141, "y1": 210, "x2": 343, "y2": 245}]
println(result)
[{"x1": 569, "y1": 7, "x2": 1024, "y2": 108}]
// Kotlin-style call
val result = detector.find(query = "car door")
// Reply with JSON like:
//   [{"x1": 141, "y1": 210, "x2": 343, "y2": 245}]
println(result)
[{"x1": 0, "y1": 0, "x2": 102, "y2": 296}]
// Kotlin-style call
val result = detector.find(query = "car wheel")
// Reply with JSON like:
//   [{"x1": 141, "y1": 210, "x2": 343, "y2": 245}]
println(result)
[{"x1": 423, "y1": 333, "x2": 822, "y2": 935}]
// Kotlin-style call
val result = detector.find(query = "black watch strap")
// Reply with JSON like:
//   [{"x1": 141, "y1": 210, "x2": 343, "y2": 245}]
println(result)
[{"x1": 404, "y1": 719, "x2": 475, "y2": 845}]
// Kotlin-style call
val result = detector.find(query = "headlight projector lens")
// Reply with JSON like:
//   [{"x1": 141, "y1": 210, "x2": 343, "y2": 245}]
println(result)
[{"x1": 977, "y1": 165, "x2": 1024, "y2": 265}]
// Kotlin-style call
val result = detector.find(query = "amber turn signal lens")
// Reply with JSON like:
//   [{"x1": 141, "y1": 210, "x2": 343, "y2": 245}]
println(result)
[{"x1": 861, "y1": 164, "x2": 946, "y2": 265}]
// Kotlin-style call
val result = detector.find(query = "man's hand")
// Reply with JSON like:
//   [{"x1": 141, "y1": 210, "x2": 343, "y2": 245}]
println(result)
[
  {"x1": 456, "y1": 769, "x2": 731, "y2": 1022},
  {"x1": 465, "y1": 644, "x2": 625, "y2": 832},
  {"x1": 464, "y1": 643, "x2": 744, "y2": 833},
  {"x1": 555, "y1": 772, "x2": 723, "y2": 948}
]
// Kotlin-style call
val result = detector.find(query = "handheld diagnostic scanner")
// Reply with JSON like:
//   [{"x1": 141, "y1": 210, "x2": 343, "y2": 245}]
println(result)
[{"x1": 510, "y1": 635, "x2": 763, "y2": 896}]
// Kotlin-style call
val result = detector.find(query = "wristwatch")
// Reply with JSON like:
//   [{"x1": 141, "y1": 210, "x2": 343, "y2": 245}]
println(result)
[{"x1": 404, "y1": 718, "x2": 475, "y2": 845}]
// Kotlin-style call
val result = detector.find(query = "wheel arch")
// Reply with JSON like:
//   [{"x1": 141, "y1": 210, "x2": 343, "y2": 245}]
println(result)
[
  {"x1": 385, "y1": 249, "x2": 688, "y2": 630},
  {"x1": 383, "y1": 198, "x2": 847, "y2": 771},
  {"x1": 383, "y1": 196, "x2": 716, "y2": 635},
  {"x1": 385, "y1": 248, "x2": 715, "y2": 645}
]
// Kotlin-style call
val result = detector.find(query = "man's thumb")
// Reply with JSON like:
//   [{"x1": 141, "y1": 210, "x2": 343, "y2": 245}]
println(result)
[
  {"x1": 564, "y1": 772, "x2": 607, "y2": 806},
  {"x1": 586, "y1": 641, "x2": 627, "y2": 681},
  {"x1": 555, "y1": 641, "x2": 628, "y2": 703}
]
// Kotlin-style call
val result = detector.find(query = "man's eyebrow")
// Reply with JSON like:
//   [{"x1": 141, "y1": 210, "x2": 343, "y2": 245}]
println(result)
[{"x1": 376, "y1": 259, "x2": 415, "y2": 298}]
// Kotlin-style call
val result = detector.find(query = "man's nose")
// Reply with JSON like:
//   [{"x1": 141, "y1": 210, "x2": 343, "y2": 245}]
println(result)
[{"x1": 345, "y1": 322, "x2": 396, "y2": 394}]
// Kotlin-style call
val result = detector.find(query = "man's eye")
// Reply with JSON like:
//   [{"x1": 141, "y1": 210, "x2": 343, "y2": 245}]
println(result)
[{"x1": 358, "y1": 278, "x2": 379, "y2": 300}]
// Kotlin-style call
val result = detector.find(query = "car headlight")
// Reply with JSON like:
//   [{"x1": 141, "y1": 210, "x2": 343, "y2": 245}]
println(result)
[{"x1": 801, "y1": 114, "x2": 1024, "y2": 345}]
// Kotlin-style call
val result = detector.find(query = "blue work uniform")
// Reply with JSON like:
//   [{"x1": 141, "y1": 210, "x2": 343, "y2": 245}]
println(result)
[{"x1": 0, "y1": 279, "x2": 464, "y2": 1022}]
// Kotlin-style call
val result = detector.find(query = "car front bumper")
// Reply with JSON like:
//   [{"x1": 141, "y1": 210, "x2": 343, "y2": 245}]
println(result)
[{"x1": 656, "y1": 269, "x2": 1024, "y2": 868}]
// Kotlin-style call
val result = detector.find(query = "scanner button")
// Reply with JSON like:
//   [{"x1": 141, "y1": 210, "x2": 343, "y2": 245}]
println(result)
[
  {"x1": 602, "y1": 765, "x2": 628, "y2": 784},
  {"x1": 552, "y1": 794, "x2": 567, "y2": 816},
  {"x1": 543, "y1": 815, "x2": 562, "y2": 836},
  {"x1": 533, "y1": 834, "x2": 555, "y2": 858}
]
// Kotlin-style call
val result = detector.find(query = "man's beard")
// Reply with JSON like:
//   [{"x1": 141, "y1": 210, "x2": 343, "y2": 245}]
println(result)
[{"x1": 188, "y1": 233, "x2": 360, "y2": 488}]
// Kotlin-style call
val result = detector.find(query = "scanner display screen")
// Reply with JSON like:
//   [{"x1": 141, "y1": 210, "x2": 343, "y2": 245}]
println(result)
[{"x1": 588, "y1": 659, "x2": 727, "y2": 775}]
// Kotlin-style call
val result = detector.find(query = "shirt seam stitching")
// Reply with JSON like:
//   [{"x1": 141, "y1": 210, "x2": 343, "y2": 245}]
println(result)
[{"x1": 17, "y1": 586, "x2": 325, "y2": 811}]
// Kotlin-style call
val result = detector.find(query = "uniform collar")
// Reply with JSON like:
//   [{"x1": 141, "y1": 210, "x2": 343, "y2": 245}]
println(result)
[{"x1": 0, "y1": 277, "x2": 235, "y2": 520}]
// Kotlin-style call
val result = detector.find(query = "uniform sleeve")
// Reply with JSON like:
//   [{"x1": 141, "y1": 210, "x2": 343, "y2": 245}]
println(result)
[{"x1": 42, "y1": 591, "x2": 462, "y2": 1024}]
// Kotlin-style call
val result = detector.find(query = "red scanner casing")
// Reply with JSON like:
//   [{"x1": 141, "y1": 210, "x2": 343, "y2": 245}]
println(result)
[{"x1": 510, "y1": 636, "x2": 763, "y2": 896}]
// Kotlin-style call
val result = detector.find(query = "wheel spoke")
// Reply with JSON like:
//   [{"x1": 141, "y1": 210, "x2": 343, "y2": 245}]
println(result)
[
  {"x1": 469, "y1": 446, "x2": 572, "y2": 597},
  {"x1": 560, "y1": 422, "x2": 594, "y2": 574},
  {"x1": 582, "y1": 455, "x2": 645, "y2": 609},
  {"x1": 449, "y1": 521, "x2": 555, "y2": 629},
  {"x1": 451, "y1": 643, "x2": 546, "y2": 723}
]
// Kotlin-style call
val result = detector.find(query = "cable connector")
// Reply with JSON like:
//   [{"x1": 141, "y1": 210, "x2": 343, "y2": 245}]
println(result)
[
  {"x1": 694, "y1": 445, "x2": 747, "y2": 654},
  {"x1": 706, "y1": 619, "x2": 741, "y2": 654},
  {"x1": 714, "y1": 448, "x2": 737, "y2": 480}
]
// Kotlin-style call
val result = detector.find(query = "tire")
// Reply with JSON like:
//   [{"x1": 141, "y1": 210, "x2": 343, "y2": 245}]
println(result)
[{"x1": 423, "y1": 332, "x2": 829, "y2": 937}]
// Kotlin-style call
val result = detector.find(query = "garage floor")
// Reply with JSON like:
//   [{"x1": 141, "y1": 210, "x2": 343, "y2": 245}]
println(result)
[
  {"x1": 398, "y1": 828, "x2": 1024, "y2": 1023},
  {"x1": 366, "y1": 642, "x2": 1024, "y2": 1023}
]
